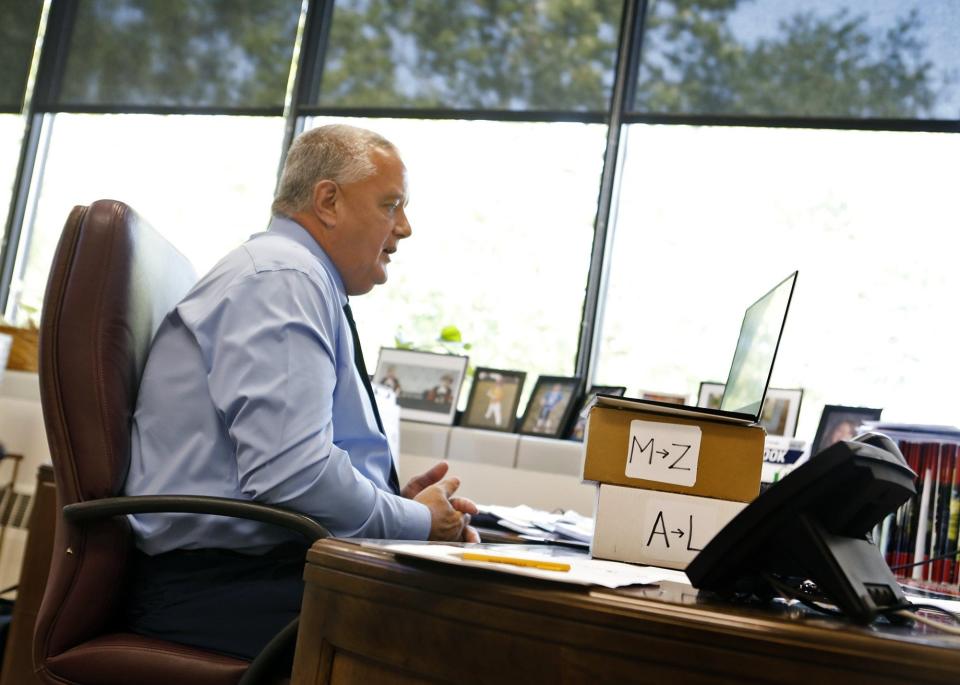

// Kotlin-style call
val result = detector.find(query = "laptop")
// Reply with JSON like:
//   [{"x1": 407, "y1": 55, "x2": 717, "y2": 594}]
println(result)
[{"x1": 592, "y1": 271, "x2": 798, "y2": 425}]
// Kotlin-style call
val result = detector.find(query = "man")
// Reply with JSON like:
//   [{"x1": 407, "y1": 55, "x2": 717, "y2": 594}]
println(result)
[{"x1": 124, "y1": 124, "x2": 478, "y2": 659}]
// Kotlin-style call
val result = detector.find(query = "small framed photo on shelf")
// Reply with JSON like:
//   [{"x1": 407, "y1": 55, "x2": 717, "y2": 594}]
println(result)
[
  {"x1": 373, "y1": 348, "x2": 468, "y2": 425},
  {"x1": 640, "y1": 390, "x2": 687, "y2": 406},
  {"x1": 568, "y1": 385, "x2": 626, "y2": 441},
  {"x1": 460, "y1": 367, "x2": 527, "y2": 432},
  {"x1": 811, "y1": 405, "x2": 883, "y2": 457},
  {"x1": 759, "y1": 388, "x2": 803, "y2": 437},
  {"x1": 698, "y1": 381, "x2": 803, "y2": 437},
  {"x1": 518, "y1": 375, "x2": 581, "y2": 438},
  {"x1": 697, "y1": 381, "x2": 725, "y2": 410}
]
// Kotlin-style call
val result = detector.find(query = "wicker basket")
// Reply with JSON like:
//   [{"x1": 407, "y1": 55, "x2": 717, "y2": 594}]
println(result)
[{"x1": 0, "y1": 325, "x2": 39, "y2": 373}]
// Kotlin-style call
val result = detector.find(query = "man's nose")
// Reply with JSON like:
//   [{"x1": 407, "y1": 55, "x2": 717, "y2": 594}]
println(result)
[{"x1": 396, "y1": 209, "x2": 412, "y2": 238}]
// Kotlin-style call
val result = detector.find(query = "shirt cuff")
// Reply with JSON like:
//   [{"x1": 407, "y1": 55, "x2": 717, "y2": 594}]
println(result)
[{"x1": 394, "y1": 497, "x2": 432, "y2": 540}]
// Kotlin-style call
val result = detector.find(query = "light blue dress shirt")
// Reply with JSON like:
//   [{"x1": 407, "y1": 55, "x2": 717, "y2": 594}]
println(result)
[{"x1": 125, "y1": 216, "x2": 431, "y2": 554}]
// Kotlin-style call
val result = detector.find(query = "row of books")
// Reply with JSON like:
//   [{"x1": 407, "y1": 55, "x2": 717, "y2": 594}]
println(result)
[{"x1": 874, "y1": 424, "x2": 960, "y2": 589}]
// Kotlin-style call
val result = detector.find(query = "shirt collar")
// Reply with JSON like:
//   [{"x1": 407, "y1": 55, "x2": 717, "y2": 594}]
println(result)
[{"x1": 268, "y1": 214, "x2": 348, "y2": 306}]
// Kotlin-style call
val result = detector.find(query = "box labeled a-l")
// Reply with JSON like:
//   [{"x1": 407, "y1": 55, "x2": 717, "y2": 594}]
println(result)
[{"x1": 591, "y1": 484, "x2": 746, "y2": 570}]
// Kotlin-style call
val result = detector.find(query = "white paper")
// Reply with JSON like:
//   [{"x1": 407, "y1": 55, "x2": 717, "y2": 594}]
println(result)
[
  {"x1": 903, "y1": 593, "x2": 960, "y2": 614},
  {"x1": 624, "y1": 419, "x2": 701, "y2": 487},
  {"x1": 375, "y1": 543, "x2": 686, "y2": 589},
  {"x1": 477, "y1": 504, "x2": 594, "y2": 543}
]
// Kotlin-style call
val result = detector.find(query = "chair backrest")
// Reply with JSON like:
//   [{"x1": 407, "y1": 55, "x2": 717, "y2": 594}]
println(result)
[{"x1": 35, "y1": 200, "x2": 196, "y2": 660}]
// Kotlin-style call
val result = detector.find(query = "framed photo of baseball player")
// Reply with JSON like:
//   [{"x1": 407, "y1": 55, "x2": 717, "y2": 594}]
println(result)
[{"x1": 460, "y1": 367, "x2": 527, "y2": 432}]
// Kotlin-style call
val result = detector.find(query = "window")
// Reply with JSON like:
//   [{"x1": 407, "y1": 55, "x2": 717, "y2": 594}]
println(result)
[
  {"x1": 307, "y1": 118, "x2": 607, "y2": 392},
  {"x1": 635, "y1": 0, "x2": 960, "y2": 119},
  {"x1": 595, "y1": 124, "x2": 960, "y2": 439},
  {"x1": 8, "y1": 114, "x2": 284, "y2": 323},
  {"x1": 50, "y1": 0, "x2": 301, "y2": 110},
  {"x1": 0, "y1": 0, "x2": 41, "y2": 246},
  {"x1": 0, "y1": 0, "x2": 43, "y2": 113},
  {"x1": 320, "y1": 0, "x2": 623, "y2": 111}
]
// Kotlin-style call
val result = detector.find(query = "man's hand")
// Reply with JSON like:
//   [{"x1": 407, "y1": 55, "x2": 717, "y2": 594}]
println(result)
[
  {"x1": 401, "y1": 461, "x2": 450, "y2": 499},
  {"x1": 413, "y1": 476, "x2": 480, "y2": 542}
]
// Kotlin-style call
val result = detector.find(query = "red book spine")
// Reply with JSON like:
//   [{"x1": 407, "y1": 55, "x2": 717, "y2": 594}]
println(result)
[
  {"x1": 946, "y1": 444, "x2": 960, "y2": 585},
  {"x1": 948, "y1": 446, "x2": 959, "y2": 585},
  {"x1": 920, "y1": 443, "x2": 937, "y2": 581},
  {"x1": 889, "y1": 441, "x2": 909, "y2": 572},
  {"x1": 898, "y1": 442, "x2": 922, "y2": 573},
  {"x1": 932, "y1": 444, "x2": 953, "y2": 583}
]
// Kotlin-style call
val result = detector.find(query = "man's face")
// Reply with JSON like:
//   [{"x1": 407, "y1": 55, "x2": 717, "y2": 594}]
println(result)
[{"x1": 332, "y1": 148, "x2": 411, "y2": 295}]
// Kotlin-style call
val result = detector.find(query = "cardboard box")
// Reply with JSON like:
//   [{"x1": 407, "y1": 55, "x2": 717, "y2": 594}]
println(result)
[
  {"x1": 582, "y1": 400, "x2": 764, "y2": 503},
  {"x1": 591, "y1": 484, "x2": 747, "y2": 569}
]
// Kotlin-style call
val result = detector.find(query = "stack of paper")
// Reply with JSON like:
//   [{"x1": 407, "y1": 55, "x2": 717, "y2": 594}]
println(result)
[
  {"x1": 369, "y1": 542, "x2": 689, "y2": 589},
  {"x1": 477, "y1": 504, "x2": 594, "y2": 544}
]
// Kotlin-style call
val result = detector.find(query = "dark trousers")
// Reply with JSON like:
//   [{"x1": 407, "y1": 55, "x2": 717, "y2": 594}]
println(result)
[{"x1": 125, "y1": 543, "x2": 307, "y2": 660}]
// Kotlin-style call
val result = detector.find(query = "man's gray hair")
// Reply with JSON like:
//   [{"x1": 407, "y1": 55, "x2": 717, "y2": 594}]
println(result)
[{"x1": 272, "y1": 124, "x2": 397, "y2": 216}]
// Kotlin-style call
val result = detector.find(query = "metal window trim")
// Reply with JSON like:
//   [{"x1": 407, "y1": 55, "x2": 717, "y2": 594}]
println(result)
[
  {"x1": 296, "y1": 106, "x2": 608, "y2": 124},
  {"x1": 34, "y1": 103, "x2": 285, "y2": 117},
  {"x1": 623, "y1": 112, "x2": 960, "y2": 134}
]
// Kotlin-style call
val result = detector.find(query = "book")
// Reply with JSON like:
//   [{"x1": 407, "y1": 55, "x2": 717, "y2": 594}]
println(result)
[
  {"x1": 932, "y1": 445, "x2": 956, "y2": 582},
  {"x1": 875, "y1": 428, "x2": 960, "y2": 591},
  {"x1": 946, "y1": 444, "x2": 960, "y2": 585},
  {"x1": 911, "y1": 446, "x2": 934, "y2": 581}
]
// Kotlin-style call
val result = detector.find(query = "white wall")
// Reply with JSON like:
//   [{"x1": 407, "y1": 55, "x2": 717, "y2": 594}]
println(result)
[{"x1": 0, "y1": 371, "x2": 48, "y2": 490}]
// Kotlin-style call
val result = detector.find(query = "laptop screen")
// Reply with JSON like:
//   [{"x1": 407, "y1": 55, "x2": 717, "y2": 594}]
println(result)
[{"x1": 720, "y1": 272, "x2": 798, "y2": 419}]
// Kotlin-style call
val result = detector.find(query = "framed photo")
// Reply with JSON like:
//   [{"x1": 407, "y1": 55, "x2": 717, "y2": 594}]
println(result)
[
  {"x1": 518, "y1": 375, "x2": 581, "y2": 438},
  {"x1": 698, "y1": 381, "x2": 803, "y2": 437},
  {"x1": 697, "y1": 381, "x2": 725, "y2": 410},
  {"x1": 758, "y1": 388, "x2": 803, "y2": 437},
  {"x1": 568, "y1": 385, "x2": 626, "y2": 441},
  {"x1": 461, "y1": 367, "x2": 527, "y2": 432},
  {"x1": 811, "y1": 405, "x2": 883, "y2": 457},
  {"x1": 373, "y1": 348, "x2": 468, "y2": 425},
  {"x1": 640, "y1": 390, "x2": 687, "y2": 406}
]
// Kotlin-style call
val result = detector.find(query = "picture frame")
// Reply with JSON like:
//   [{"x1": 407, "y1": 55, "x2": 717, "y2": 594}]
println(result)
[
  {"x1": 518, "y1": 375, "x2": 581, "y2": 438},
  {"x1": 759, "y1": 388, "x2": 804, "y2": 437},
  {"x1": 567, "y1": 385, "x2": 627, "y2": 441},
  {"x1": 697, "y1": 381, "x2": 803, "y2": 437},
  {"x1": 639, "y1": 390, "x2": 687, "y2": 406},
  {"x1": 810, "y1": 405, "x2": 884, "y2": 457},
  {"x1": 460, "y1": 367, "x2": 527, "y2": 432},
  {"x1": 373, "y1": 348, "x2": 469, "y2": 425},
  {"x1": 696, "y1": 381, "x2": 725, "y2": 410}
]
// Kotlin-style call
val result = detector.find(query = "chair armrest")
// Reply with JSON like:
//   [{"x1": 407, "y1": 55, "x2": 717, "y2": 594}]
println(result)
[{"x1": 63, "y1": 495, "x2": 329, "y2": 541}]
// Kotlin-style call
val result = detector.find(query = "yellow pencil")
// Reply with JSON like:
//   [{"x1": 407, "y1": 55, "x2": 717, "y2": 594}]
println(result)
[{"x1": 460, "y1": 552, "x2": 571, "y2": 572}]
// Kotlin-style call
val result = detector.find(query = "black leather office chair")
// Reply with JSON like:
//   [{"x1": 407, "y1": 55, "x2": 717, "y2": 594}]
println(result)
[{"x1": 34, "y1": 200, "x2": 327, "y2": 685}]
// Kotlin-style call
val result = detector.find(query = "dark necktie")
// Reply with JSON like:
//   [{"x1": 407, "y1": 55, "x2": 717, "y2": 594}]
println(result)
[{"x1": 343, "y1": 302, "x2": 400, "y2": 494}]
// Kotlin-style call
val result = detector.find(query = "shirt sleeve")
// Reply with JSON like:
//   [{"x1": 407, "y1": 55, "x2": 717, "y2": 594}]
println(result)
[{"x1": 186, "y1": 268, "x2": 430, "y2": 540}]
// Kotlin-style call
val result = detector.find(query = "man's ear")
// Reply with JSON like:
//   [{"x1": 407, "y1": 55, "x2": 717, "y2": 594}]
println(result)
[{"x1": 312, "y1": 180, "x2": 338, "y2": 228}]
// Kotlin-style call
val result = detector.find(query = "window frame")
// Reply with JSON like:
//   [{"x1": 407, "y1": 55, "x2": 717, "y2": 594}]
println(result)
[{"x1": 1, "y1": 0, "x2": 957, "y2": 388}]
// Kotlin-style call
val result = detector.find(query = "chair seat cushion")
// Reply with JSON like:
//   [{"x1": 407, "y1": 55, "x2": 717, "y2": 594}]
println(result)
[{"x1": 44, "y1": 632, "x2": 248, "y2": 685}]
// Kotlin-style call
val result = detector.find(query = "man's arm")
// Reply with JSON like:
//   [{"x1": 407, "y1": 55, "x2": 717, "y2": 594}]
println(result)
[{"x1": 196, "y1": 269, "x2": 431, "y2": 540}]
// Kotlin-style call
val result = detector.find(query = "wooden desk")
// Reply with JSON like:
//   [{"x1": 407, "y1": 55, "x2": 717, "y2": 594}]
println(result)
[{"x1": 292, "y1": 539, "x2": 960, "y2": 685}]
